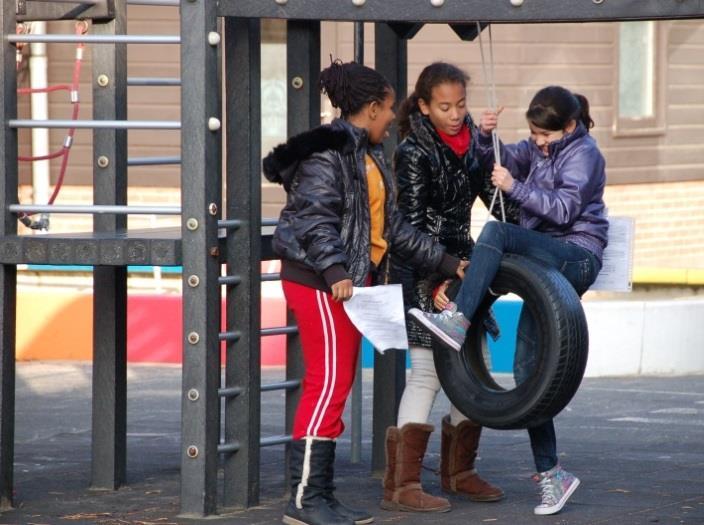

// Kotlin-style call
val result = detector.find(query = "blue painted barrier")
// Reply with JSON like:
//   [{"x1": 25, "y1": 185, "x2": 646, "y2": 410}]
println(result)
[{"x1": 361, "y1": 299, "x2": 523, "y2": 374}]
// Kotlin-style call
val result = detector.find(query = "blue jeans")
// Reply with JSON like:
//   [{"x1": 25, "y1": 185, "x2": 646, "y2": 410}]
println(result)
[{"x1": 455, "y1": 221, "x2": 601, "y2": 472}]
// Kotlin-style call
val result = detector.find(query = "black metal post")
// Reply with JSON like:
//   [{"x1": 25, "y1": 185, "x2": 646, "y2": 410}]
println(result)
[
  {"x1": 90, "y1": 0, "x2": 128, "y2": 490},
  {"x1": 179, "y1": 0, "x2": 221, "y2": 516},
  {"x1": 0, "y1": 0, "x2": 17, "y2": 510},
  {"x1": 223, "y1": 17, "x2": 262, "y2": 509},
  {"x1": 371, "y1": 22, "x2": 408, "y2": 474},
  {"x1": 284, "y1": 19, "x2": 320, "y2": 485},
  {"x1": 350, "y1": 20, "x2": 364, "y2": 466}
]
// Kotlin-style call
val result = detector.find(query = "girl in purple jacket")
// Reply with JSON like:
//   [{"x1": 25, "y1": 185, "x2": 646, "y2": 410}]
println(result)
[{"x1": 410, "y1": 85, "x2": 609, "y2": 516}]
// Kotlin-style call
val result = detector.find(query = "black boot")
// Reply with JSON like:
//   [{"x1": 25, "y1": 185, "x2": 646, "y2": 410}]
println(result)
[
  {"x1": 322, "y1": 441, "x2": 374, "y2": 524},
  {"x1": 283, "y1": 438, "x2": 354, "y2": 525}
]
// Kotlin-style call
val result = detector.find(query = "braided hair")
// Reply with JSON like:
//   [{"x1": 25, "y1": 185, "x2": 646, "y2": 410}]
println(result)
[{"x1": 319, "y1": 59, "x2": 393, "y2": 119}]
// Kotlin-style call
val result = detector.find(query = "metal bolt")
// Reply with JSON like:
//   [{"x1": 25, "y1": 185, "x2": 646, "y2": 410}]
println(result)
[
  {"x1": 275, "y1": 0, "x2": 287, "y2": 4},
  {"x1": 187, "y1": 275, "x2": 200, "y2": 287},
  {"x1": 187, "y1": 446, "x2": 199, "y2": 458},
  {"x1": 97, "y1": 74, "x2": 109, "y2": 87},
  {"x1": 186, "y1": 218, "x2": 199, "y2": 231},
  {"x1": 187, "y1": 331, "x2": 200, "y2": 344},
  {"x1": 208, "y1": 203, "x2": 218, "y2": 216},
  {"x1": 187, "y1": 389, "x2": 200, "y2": 401},
  {"x1": 291, "y1": 76, "x2": 304, "y2": 90},
  {"x1": 97, "y1": 156, "x2": 109, "y2": 168},
  {"x1": 207, "y1": 31, "x2": 221, "y2": 46},
  {"x1": 592, "y1": 0, "x2": 604, "y2": 3},
  {"x1": 430, "y1": 0, "x2": 444, "y2": 5},
  {"x1": 209, "y1": 247, "x2": 220, "y2": 257},
  {"x1": 510, "y1": 0, "x2": 524, "y2": 5},
  {"x1": 352, "y1": 0, "x2": 365, "y2": 5},
  {"x1": 208, "y1": 117, "x2": 221, "y2": 131}
]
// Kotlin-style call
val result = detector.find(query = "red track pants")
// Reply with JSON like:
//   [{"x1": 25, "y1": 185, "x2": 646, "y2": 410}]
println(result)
[{"x1": 283, "y1": 280, "x2": 362, "y2": 440}]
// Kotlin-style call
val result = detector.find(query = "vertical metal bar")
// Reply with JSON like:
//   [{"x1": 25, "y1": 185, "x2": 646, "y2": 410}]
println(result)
[
  {"x1": 223, "y1": 17, "x2": 262, "y2": 508},
  {"x1": 371, "y1": 22, "x2": 408, "y2": 474},
  {"x1": 350, "y1": 20, "x2": 364, "y2": 466},
  {"x1": 90, "y1": 0, "x2": 128, "y2": 491},
  {"x1": 179, "y1": 0, "x2": 221, "y2": 517},
  {"x1": 284, "y1": 19, "x2": 320, "y2": 486},
  {"x1": 0, "y1": 0, "x2": 17, "y2": 510}
]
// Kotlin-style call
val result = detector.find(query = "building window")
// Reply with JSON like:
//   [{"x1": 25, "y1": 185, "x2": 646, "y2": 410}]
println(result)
[
  {"x1": 261, "y1": 20, "x2": 287, "y2": 158},
  {"x1": 614, "y1": 21, "x2": 665, "y2": 136}
]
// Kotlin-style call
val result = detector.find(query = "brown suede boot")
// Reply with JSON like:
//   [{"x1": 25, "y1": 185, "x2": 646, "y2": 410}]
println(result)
[
  {"x1": 380, "y1": 424, "x2": 451, "y2": 513},
  {"x1": 440, "y1": 415, "x2": 504, "y2": 502}
]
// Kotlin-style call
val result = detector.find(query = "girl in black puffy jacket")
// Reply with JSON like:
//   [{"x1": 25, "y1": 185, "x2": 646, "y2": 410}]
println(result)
[
  {"x1": 263, "y1": 60, "x2": 464, "y2": 525},
  {"x1": 382, "y1": 62, "x2": 518, "y2": 513}
]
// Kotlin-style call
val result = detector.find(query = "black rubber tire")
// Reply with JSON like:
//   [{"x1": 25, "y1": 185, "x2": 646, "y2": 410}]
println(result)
[{"x1": 433, "y1": 254, "x2": 589, "y2": 430}]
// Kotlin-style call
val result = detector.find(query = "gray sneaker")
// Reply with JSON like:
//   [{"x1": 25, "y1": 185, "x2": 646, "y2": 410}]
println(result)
[
  {"x1": 532, "y1": 465, "x2": 580, "y2": 515},
  {"x1": 407, "y1": 302, "x2": 469, "y2": 352}
]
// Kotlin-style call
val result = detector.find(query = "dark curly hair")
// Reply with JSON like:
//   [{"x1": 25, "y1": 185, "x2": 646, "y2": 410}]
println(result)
[{"x1": 319, "y1": 60, "x2": 393, "y2": 119}]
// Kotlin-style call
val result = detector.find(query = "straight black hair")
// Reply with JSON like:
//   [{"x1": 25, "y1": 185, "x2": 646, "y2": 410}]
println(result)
[
  {"x1": 526, "y1": 85, "x2": 594, "y2": 132},
  {"x1": 318, "y1": 59, "x2": 393, "y2": 119},
  {"x1": 397, "y1": 62, "x2": 469, "y2": 138}
]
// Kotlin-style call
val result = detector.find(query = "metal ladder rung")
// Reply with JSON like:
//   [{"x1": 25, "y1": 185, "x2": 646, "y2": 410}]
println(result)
[
  {"x1": 261, "y1": 273, "x2": 281, "y2": 282},
  {"x1": 218, "y1": 275, "x2": 242, "y2": 286},
  {"x1": 127, "y1": 0, "x2": 179, "y2": 6},
  {"x1": 260, "y1": 379, "x2": 300, "y2": 393},
  {"x1": 127, "y1": 77, "x2": 181, "y2": 87},
  {"x1": 217, "y1": 219, "x2": 242, "y2": 230},
  {"x1": 218, "y1": 387, "x2": 242, "y2": 398},
  {"x1": 8, "y1": 34, "x2": 180, "y2": 44},
  {"x1": 262, "y1": 218, "x2": 278, "y2": 227},
  {"x1": 217, "y1": 441, "x2": 240, "y2": 454},
  {"x1": 128, "y1": 156, "x2": 181, "y2": 166},
  {"x1": 261, "y1": 326, "x2": 298, "y2": 337},
  {"x1": 218, "y1": 435, "x2": 292, "y2": 455},
  {"x1": 9, "y1": 119, "x2": 180, "y2": 130},
  {"x1": 8, "y1": 204, "x2": 180, "y2": 215},
  {"x1": 260, "y1": 435, "x2": 292, "y2": 447},
  {"x1": 219, "y1": 331, "x2": 241, "y2": 342}
]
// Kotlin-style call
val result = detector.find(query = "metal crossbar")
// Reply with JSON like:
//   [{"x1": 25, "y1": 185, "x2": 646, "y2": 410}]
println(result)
[
  {"x1": 8, "y1": 34, "x2": 180, "y2": 44},
  {"x1": 9, "y1": 204, "x2": 180, "y2": 215},
  {"x1": 9, "y1": 119, "x2": 180, "y2": 129},
  {"x1": 217, "y1": 0, "x2": 704, "y2": 22}
]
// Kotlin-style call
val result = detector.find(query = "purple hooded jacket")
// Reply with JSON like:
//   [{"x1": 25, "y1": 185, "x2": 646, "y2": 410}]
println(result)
[{"x1": 477, "y1": 122, "x2": 609, "y2": 262}]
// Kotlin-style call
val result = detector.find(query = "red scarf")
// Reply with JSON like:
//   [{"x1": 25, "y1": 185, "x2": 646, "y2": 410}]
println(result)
[{"x1": 437, "y1": 124, "x2": 471, "y2": 157}]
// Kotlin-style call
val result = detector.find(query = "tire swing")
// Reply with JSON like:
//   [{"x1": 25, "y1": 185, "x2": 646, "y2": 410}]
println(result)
[{"x1": 432, "y1": 255, "x2": 589, "y2": 430}]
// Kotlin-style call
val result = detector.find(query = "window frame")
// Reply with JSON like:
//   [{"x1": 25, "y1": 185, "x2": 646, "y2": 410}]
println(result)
[{"x1": 612, "y1": 21, "x2": 667, "y2": 138}]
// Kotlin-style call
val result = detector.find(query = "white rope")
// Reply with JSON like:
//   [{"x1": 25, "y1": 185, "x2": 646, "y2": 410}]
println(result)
[{"x1": 476, "y1": 22, "x2": 506, "y2": 224}]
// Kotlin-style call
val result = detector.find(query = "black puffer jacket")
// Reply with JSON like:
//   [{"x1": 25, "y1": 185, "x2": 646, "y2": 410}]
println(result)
[
  {"x1": 392, "y1": 112, "x2": 520, "y2": 347},
  {"x1": 263, "y1": 118, "x2": 460, "y2": 292}
]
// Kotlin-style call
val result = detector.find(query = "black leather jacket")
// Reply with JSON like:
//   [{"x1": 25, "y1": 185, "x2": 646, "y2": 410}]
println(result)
[
  {"x1": 392, "y1": 112, "x2": 520, "y2": 346},
  {"x1": 263, "y1": 118, "x2": 460, "y2": 292}
]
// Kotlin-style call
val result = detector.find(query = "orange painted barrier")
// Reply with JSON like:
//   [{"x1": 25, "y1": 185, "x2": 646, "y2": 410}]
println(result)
[{"x1": 17, "y1": 281, "x2": 288, "y2": 366}]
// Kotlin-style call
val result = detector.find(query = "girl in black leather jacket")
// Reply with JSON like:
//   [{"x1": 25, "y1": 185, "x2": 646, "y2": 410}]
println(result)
[
  {"x1": 382, "y1": 63, "x2": 517, "y2": 513},
  {"x1": 263, "y1": 60, "x2": 464, "y2": 525}
]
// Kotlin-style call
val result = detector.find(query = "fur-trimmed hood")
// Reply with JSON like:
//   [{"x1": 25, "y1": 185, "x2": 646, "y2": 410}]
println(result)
[{"x1": 262, "y1": 119, "x2": 361, "y2": 191}]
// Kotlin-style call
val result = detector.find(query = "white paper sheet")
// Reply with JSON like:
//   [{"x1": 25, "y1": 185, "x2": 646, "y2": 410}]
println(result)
[
  {"x1": 590, "y1": 216, "x2": 635, "y2": 292},
  {"x1": 343, "y1": 284, "x2": 409, "y2": 353}
]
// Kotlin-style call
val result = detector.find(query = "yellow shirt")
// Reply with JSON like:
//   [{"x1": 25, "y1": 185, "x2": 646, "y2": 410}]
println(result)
[{"x1": 365, "y1": 154, "x2": 388, "y2": 267}]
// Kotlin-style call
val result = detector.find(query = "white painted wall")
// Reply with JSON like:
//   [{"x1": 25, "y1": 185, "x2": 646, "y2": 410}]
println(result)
[{"x1": 584, "y1": 298, "x2": 704, "y2": 377}]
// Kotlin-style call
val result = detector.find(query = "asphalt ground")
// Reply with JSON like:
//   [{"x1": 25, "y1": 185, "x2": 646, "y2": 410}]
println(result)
[{"x1": 2, "y1": 363, "x2": 703, "y2": 525}]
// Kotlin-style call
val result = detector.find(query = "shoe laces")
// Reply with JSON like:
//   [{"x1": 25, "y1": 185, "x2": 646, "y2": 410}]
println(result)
[{"x1": 538, "y1": 476, "x2": 559, "y2": 505}]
